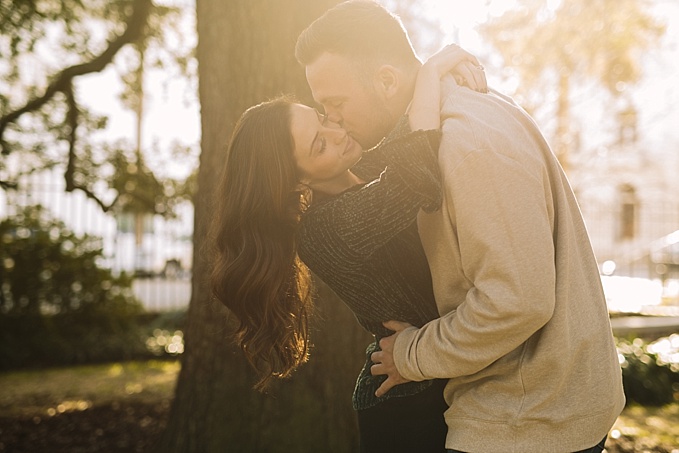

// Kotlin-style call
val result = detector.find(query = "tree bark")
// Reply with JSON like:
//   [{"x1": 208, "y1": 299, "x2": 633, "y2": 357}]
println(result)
[{"x1": 155, "y1": 1, "x2": 373, "y2": 451}]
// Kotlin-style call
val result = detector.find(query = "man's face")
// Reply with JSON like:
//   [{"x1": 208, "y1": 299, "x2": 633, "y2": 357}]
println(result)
[{"x1": 305, "y1": 52, "x2": 395, "y2": 149}]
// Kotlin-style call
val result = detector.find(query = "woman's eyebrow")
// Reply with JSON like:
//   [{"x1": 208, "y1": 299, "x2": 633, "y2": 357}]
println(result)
[{"x1": 309, "y1": 131, "x2": 318, "y2": 156}]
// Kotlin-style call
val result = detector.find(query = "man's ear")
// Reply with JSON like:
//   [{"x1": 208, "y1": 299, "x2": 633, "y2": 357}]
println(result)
[{"x1": 374, "y1": 65, "x2": 400, "y2": 100}]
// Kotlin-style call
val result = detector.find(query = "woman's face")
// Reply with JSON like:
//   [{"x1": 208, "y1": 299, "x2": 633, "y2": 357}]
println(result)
[{"x1": 290, "y1": 103, "x2": 362, "y2": 188}]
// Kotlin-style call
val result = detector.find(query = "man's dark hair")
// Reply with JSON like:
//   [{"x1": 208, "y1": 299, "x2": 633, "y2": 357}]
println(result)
[{"x1": 295, "y1": 0, "x2": 420, "y2": 71}]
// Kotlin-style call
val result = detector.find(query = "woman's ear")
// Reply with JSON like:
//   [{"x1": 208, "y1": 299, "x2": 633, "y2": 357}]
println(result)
[
  {"x1": 374, "y1": 65, "x2": 400, "y2": 100},
  {"x1": 294, "y1": 182, "x2": 314, "y2": 208}
]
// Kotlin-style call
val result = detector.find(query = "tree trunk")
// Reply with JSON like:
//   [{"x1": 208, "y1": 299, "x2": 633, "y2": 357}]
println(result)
[{"x1": 155, "y1": 1, "x2": 372, "y2": 451}]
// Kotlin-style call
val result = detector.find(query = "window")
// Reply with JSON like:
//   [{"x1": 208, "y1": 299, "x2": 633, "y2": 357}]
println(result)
[
  {"x1": 618, "y1": 106, "x2": 638, "y2": 145},
  {"x1": 619, "y1": 185, "x2": 637, "y2": 241}
]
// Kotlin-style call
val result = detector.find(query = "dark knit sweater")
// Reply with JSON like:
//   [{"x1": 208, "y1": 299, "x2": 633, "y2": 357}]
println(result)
[{"x1": 297, "y1": 118, "x2": 444, "y2": 410}]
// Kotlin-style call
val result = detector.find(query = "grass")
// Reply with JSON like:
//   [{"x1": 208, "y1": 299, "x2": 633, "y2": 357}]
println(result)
[
  {"x1": 1, "y1": 360, "x2": 678, "y2": 452},
  {"x1": 0, "y1": 360, "x2": 179, "y2": 419},
  {"x1": 609, "y1": 404, "x2": 679, "y2": 452}
]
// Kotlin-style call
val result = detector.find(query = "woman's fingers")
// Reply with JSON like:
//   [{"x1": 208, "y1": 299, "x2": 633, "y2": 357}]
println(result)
[
  {"x1": 427, "y1": 44, "x2": 488, "y2": 93},
  {"x1": 465, "y1": 61, "x2": 488, "y2": 93},
  {"x1": 453, "y1": 61, "x2": 487, "y2": 93}
]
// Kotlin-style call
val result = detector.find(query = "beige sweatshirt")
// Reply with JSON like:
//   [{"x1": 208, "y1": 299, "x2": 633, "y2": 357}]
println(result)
[{"x1": 393, "y1": 79, "x2": 625, "y2": 453}]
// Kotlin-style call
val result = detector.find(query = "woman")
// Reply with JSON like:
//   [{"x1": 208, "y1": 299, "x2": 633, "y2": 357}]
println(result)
[{"x1": 211, "y1": 45, "x2": 486, "y2": 452}]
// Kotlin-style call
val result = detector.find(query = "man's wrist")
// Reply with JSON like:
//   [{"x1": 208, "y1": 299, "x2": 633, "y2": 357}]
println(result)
[{"x1": 392, "y1": 325, "x2": 424, "y2": 382}]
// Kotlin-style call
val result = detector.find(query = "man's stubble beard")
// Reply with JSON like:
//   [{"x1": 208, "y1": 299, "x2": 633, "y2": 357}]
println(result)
[{"x1": 356, "y1": 94, "x2": 399, "y2": 149}]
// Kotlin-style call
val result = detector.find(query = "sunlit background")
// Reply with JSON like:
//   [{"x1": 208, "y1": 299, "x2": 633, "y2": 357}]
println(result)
[
  {"x1": 1, "y1": 1, "x2": 679, "y2": 451},
  {"x1": 5, "y1": 0, "x2": 678, "y2": 313}
]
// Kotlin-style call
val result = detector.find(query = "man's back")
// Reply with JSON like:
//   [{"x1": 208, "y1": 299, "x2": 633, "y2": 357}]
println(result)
[{"x1": 394, "y1": 79, "x2": 625, "y2": 453}]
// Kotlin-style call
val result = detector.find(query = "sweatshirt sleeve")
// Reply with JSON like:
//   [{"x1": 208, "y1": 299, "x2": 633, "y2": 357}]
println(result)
[
  {"x1": 298, "y1": 126, "x2": 441, "y2": 261},
  {"x1": 393, "y1": 145, "x2": 557, "y2": 381}
]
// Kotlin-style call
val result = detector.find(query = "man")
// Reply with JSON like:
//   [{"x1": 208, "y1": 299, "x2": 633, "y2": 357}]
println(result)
[{"x1": 295, "y1": 2, "x2": 625, "y2": 453}]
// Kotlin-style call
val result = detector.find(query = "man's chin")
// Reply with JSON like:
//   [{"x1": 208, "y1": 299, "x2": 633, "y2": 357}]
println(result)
[
  {"x1": 353, "y1": 134, "x2": 381, "y2": 150},
  {"x1": 352, "y1": 123, "x2": 396, "y2": 148}
]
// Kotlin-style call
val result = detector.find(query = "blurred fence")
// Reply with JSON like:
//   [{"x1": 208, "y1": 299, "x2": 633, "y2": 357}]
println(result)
[
  {"x1": 581, "y1": 197, "x2": 679, "y2": 315},
  {"x1": 0, "y1": 168, "x2": 193, "y2": 312},
  {"x1": 582, "y1": 198, "x2": 679, "y2": 277},
  {"x1": 2, "y1": 167, "x2": 679, "y2": 314}
]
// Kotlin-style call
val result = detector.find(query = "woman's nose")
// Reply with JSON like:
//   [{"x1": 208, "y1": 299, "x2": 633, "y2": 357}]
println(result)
[
  {"x1": 327, "y1": 126, "x2": 347, "y2": 143},
  {"x1": 326, "y1": 111, "x2": 343, "y2": 126}
]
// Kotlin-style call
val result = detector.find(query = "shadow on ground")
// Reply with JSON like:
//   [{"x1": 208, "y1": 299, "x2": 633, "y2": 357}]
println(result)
[{"x1": 0, "y1": 400, "x2": 169, "y2": 453}]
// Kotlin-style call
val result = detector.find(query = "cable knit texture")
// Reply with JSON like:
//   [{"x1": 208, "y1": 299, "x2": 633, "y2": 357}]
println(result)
[{"x1": 298, "y1": 118, "x2": 445, "y2": 410}]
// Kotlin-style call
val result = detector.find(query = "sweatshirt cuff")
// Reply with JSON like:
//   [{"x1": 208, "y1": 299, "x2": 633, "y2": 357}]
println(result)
[{"x1": 393, "y1": 326, "x2": 427, "y2": 382}]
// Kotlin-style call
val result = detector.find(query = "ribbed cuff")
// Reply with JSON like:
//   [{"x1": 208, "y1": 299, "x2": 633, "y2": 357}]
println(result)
[{"x1": 393, "y1": 325, "x2": 426, "y2": 382}]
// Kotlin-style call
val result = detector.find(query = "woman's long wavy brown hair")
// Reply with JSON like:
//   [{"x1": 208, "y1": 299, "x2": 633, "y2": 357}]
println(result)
[{"x1": 210, "y1": 97, "x2": 313, "y2": 391}]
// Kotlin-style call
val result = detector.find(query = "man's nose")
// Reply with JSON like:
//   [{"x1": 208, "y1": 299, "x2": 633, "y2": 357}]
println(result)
[{"x1": 326, "y1": 110, "x2": 343, "y2": 126}]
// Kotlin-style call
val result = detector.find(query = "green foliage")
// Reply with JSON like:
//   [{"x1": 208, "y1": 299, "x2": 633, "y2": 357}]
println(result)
[
  {"x1": 0, "y1": 206, "x2": 190, "y2": 369},
  {"x1": 0, "y1": 0, "x2": 186, "y2": 94},
  {"x1": 480, "y1": 0, "x2": 666, "y2": 98},
  {"x1": 1, "y1": 0, "x2": 104, "y2": 60},
  {"x1": 0, "y1": 310, "x2": 147, "y2": 370},
  {"x1": 109, "y1": 147, "x2": 185, "y2": 216},
  {"x1": 617, "y1": 336, "x2": 679, "y2": 406},
  {"x1": 478, "y1": 0, "x2": 666, "y2": 169},
  {"x1": 0, "y1": 204, "x2": 154, "y2": 369},
  {"x1": 0, "y1": 0, "x2": 196, "y2": 217},
  {"x1": 0, "y1": 205, "x2": 141, "y2": 315},
  {"x1": 0, "y1": 310, "x2": 186, "y2": 370},
  {"x1": 144, "y1": 310, "x2": 186, "y2": 356}
]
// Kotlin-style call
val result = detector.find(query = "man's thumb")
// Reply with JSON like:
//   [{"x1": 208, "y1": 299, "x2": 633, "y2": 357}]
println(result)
[{"x1": 382, "y1": 320, "x2": 412, "y2": 332}]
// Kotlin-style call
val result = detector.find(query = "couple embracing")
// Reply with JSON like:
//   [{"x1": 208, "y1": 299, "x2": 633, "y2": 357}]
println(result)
[{"x1": 210, "y1": 2, "x2": 625, "y2": 452}]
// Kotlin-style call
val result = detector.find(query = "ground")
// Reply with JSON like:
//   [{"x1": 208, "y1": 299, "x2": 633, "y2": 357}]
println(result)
[
  {"x1": 0, "y1": 360, "x2": 678, "y2": 453},
  {"x1": 0, "y1": 361, "x2": 176, "y2": 453},
  {"x1": 0, "y1": 400, "x2": 168, "y2": 453}
]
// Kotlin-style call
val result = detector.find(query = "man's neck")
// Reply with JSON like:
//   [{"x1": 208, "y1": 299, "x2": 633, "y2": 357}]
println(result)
[{"x1": 395, "y1": 64, "x2": 420, "y2": 118}]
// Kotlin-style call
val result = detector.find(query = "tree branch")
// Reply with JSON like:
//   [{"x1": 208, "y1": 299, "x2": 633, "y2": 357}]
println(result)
[
  {"x1": 64, "y1": 81, "x2": 78, "y2": 192},
  {"x1": 0, "y1": 0, "x2": 154, "y2": 155},
  {"x1": 62, "y1": 83, "x2": 117, "y2": 212},
  {"x1": 0, "y1": 181, "x2": 18, "y2": 190},
  {"x1": 73, "y1": 185, "x2": 120, "y2": 213}
]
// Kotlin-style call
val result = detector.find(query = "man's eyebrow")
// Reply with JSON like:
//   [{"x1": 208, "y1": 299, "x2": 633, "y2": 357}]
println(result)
[{"x1": 314, "y1": 108, "x2": 328, "y2": 125}]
